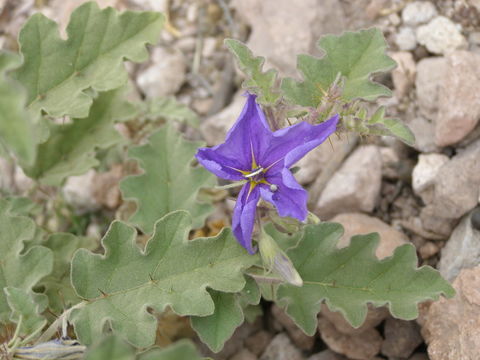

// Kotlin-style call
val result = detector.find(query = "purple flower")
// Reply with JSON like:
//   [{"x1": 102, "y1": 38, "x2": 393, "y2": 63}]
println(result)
[{"x1": 196, "y1": 94, "x2": 339, "y2": 254}]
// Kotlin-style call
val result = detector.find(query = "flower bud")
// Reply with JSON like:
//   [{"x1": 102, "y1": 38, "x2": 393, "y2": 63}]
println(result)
[{"x1": 258, "y1": 230, "x2": 303, "y2": 287}]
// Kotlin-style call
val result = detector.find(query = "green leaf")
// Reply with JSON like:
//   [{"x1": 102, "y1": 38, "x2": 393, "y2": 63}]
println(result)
[
  {"x1": 4, "y1": 287, "x2": 47, "y2": 337},
  {"x1": 70, "y1": 211, "x2": 258, "y2": 347},
  {"x1": 276, "y1": 223, "x2": 455, "y2": 335},
  {"x1": 41, "y1": 233, "x2": 96, "y2": 312},
  {"x1": 0, "y1": 51, "x2": 36, "y2": 165},
  {"x1": 282, "y1": 28, "x2": 396, "y2": 107},
  {"x1": 225, "y1": 39, "x2": 281, "y2": 105},
  {"x1": 0, "y1": 199, "x2": 53, "y2": 322},
  {"x1": 84, "y1": 335, "x2": 135, "y2": 360},
  {"x1": 14, "y1": 1, "x2": 164, "y2": 118},
  {"x1": 143, "y1": 97, "x2": 200, "y2": 128},
  {"x1": 139, "y1": 340, "x2": 205, "y2": 360},
  {"x1": 24, "y1": 88, "x2": 135, "y2": 185},
  {"x1": 120, "y1": 124, "x2": 215, "y2": 234},
  {"x1": 366, "y1": 107, "x2": 415, "y2": 146},
  {"x1": 191, "y1": 290, "x2": 244, "y2": 352}
]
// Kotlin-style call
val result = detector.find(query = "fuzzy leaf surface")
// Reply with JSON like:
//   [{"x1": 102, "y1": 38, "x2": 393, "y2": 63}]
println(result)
[
  {"x1": 70, "y1": 211, "x2": 257, "y2": 347},
  {"x1": 84, "y1": 335, "x2": 135, "y2": 360},
  {"x1": 282, "y1": 28, "x2": 395, "y2": 106},
  {"x1": 139, "y1": 340, "x2": 205, "y2": 360},
  {"x1": 225, "y1": 39, "x2": 280, "y2": 105},
  {"x1": 0, "y1": 52, "x2": 36, "y2": 165},
  {"x1": 0, "y1": 200, "x2": 53, "y2": 322},
  {"x1": 366, "y1": 107, "x2": 415, "y2": 146},
  {"x1": 4, "y1": 287, "x2": 47, "y2": 337},
  {"x1": 120, "y1": 124, "x2": 215, "y2": 233},
  {"x1": 41, "y1": 233, "x2": 96, "y2": 312},
  {"x1": 190, "y1": 290, "x2": 244, "y2": 352},
  {"x1": 276, "y1": 223, "x2": 455, "y2": 335},
  {"x1": 24, "y1": 88, "x2": 134, "y2": 185},
  {"x1": 14, "y1": 2, "x2": 163, "y2": 118}
]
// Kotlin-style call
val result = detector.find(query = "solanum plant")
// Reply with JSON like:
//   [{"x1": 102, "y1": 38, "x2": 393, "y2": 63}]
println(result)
[{"x1": 0, "y1": 2, "x2": 453, "y2": 358}]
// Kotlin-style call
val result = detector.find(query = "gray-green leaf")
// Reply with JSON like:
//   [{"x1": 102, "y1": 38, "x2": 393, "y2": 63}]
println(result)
[
  {"x1": 70, "y1": 211, "x2": 258, "y2": 347},
  {"x1": 120, "y1": 124, "x2": 215, "y2": 234},
  {"x1": 276, "y1": 222, "x2": 455, "y2": 335}
]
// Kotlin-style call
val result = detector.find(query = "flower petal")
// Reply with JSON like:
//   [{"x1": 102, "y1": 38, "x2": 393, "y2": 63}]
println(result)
[
  {"x1": 260, "y1": 168, "x2": 308, "y2": 221},
  {"x1": 232, "y1": 183, "x2": 261, "y2": 254},
  {"x1": 196, "y1": 147, "x2": 245, "y2": 181},
  {"x1": 261, "y1": 115, "x2": 339, "y2": 171}
]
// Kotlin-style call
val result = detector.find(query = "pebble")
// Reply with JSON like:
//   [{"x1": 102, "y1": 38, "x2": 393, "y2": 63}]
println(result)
[
  {"x1": 381, "y1": 318, "x2": 423, "y2": 358},
  {"x1": 439, "y1": 211, "x2": 480, "y2": 281},
  {"x1": 415, "y1": 57, "x2": 447, "y2": 121},
  {"x1": 412, "y1": 153, "x2": 449, "y2": 203},
  {"x1": 271, "y1": 305, "x2": 315, "y2": 351},
  {"x1": 137, "y1": 47, "x2": 186, "y2": 98},
  {"x1": 63, "y1": 170, "x2": 99, "y2": 213},
  {"x1": 402, "y1": 1, "x2": 438, "y2": 26},
  {"x1": 245, "y1": 331, "x2": 273, "y2": 356},
  {"x1": 318, "y1": 317, "x2": 382, "y2": 360},
  {"x1": 259, "y1": 333, "x2": 304, "y2": 360},
  {"x1": 391, "y1": 51, "x2": 416, "y2": 99},
  {"x1": 316, "y1": 146, "x2": 382, "y2": 219},
  {"x1": 406, "y1": 116, "x2": 439, "y2": 153},
  {"x1": 422, "y1": 266, "x2": 480, "y2": 360},
  {"x1": 395, "y1": 27, "x2": 417, "y2": 51},
  {"x1": 416, "y1": 16, "x2": 467, "y2": 55},
  {"x1": 435, "y1": 51, "x2": 480, "y2": 146},
  {"x1": 419, "y1": 241, "x2": 440, "y2": 259},
  {"x1": 307, "y1": 350, "x2": 347, "y2": 360},
  {"x1": 230, "y1": 349, "x2": 258, "y2": 360},
  {"x1": 331, "y1": 213, "x2": 408, "y2": 259}
]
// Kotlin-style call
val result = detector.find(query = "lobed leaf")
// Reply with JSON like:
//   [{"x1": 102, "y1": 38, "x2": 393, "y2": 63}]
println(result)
[
  {"x1": 139, "y1": 340, "x2": 205, "y2": 360},
  {"x1": 120, "y1": 124, "x2": 215, "y2": 234},
  {"x1": 70, "y1": 211, "x2": 258, "y2": 347},
  {"x1": 366, "y1": 107, "x2": 415, "y2": 146},
  {"x1": 190, "y1": 290, "x2": 244, "y2": 353},
  {"x1": 24, "y1": 88, "x2": 135, "y2": 185},
  {"x1": 84, "y1": 335, "x2": 135, "y2": 360},
  {"x1": 4, "y1": 287, "x2": 47, "y2": 337},
  {"x1": 276, "y1": 222, "x2": 455, "y2": 335},
  {"x1": 14, "y1": 1, "x2": 164, "y2": 118},
  {"x1": 282, "y1": 28, "x2": 396, "y2": 107},
  {"x1": 0, "y1": 52, "x2": 37, "y2": 165},
  {"x1": 225, "y1": 39, "x2": 281, "y2": 105},
  {"x1": 0, "y1": 199, "x2": 53, "y2": 322}
]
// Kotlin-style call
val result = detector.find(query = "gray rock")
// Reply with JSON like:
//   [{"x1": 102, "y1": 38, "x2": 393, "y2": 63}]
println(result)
[
  {"x1": 415, "y1": 57, "x2": 447, "y2": 121},
  {"x1": 316, "y1": 146, "x2": 382, "y2": 219},
  {"x1": 439, "y1": 212, "x2": 480, "y2": 282},
  {"x1": 307, "y1": 350, "x2": 347, "y2": 360},
  {"x1": 137, "y1": 47, "x2": 186, "y2": 98},
  {"x1": 259, "y1": 333, "x2": 304, "y2": 360},
  {"x1": 412, "y1": 153, "x2": 449, "y2": 203},
  {"x1": 318, "y1": 317, "x2": 382, "y2": 360},
  {"x1": 406, "y1": 116, "x2": 439, "y2": 153},
  {"x1": 381, "y1": 318, "x2": 423, "y2": 358},
  {"x1": 391, "y1": 51, "x2": 416, "y2": 99},
  {"x1": 232, "y1": 0, "x2": 346, "y2": 76},
  {"x1": 63, "y1": 170, "x2": 100, "y2": 213},
  {"x1": 435, "y1": 51, "x2": 480, "y2": 146},
  {"x1": 423, "y1": 139, "x2": 480, "y2": 220},
  {"x1": 200, "y1": 94, "x2": 245, "y2": 146},
  {"x1": 422, "y1": 266, "x2": 480, "y2": 360},
  {"x1": 402, "y1": 1, "x2": 438, "y2": 26},
  {"x1": 395, "y1": 27, "x2": 417, "y2": 51},
  {"x1": 416, "y1": 16, "x2": 467, "y2": 55}
]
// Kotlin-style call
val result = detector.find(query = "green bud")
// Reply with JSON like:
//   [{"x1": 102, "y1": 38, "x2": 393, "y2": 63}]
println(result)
[
  {"x1": 269, "y1": 211, "x2": 302, "y2": 233},
  {"x1": 258, "y1": 230, "x2": 303, "y2": 287}
]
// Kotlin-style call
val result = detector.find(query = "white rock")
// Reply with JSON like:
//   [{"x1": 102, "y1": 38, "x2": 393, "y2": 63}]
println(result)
[
  {"x1": 395, "y1": 27, "x2": 417, "y2": 51},
  {"x1": 415, "y1": 57, "x2": 448, "y2": 121},
  {"x1": 416, "y1": 16, "x2": 467, "y2": 55},
  {"x1": 63, "y1": 170, "x2": 99, "y2": 213},
  {"x1": 316, "y1": 145, "x2": 382, "y2": 219},
  {"x1": 401, "y1": 1, "x2": 437, "y2": 26},
  {"x1": 137, "y1": 47, "x2": 186, "y2": 98},
  {"x1": 412, "y1": 153, "x2": 449, "y2": 200},
  {"x1": 439, "y1": 212, "x2": 480, "y2": 282}
]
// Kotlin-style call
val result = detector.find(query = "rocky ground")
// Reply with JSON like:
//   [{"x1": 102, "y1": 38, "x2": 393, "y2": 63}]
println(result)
[{"x1": 1, "y1": 0, "x2": 480, "y2": 359}]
